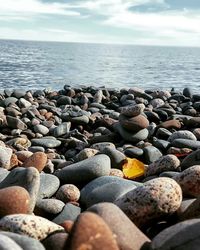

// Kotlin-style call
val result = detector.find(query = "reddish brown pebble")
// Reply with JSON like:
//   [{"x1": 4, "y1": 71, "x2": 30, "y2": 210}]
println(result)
[
  {"x1": 23, "y1": 152, "x2": 47, "y2": 172},
  {"x1": 56, "y1": 184, "x2": 80, "y2": 203},
  {"x1": 67, "y1": 212, "x2": 119, "y2": 250},
  {"x1": 10, "y1": 154, "x2": 19, "y2": 168},
  {"x1": 16, "y1": 151, "x2": 33, "y2": 162},
  {"x1": 158, "y1": 119, "x2": 182, "y2": 129},
  {"x1": 60, "y1": 220, "x2": 74, "y2": 233},
  {"x1": 0, "y1": 186, "x2": 30, "y2": 216}
]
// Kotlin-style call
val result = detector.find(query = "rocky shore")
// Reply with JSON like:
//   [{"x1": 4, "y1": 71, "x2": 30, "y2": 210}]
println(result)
[{"x1": 0, "y1": 85, "x2": 200, "y2": 249}]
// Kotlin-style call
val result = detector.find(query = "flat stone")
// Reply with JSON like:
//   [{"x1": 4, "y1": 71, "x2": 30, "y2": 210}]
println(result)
[
  {"x1": 181, "y1": 149, "x2": 200, "y2": 170},
  {"x1": 0, "y1": 232, "x2": 45, "y2": 250},
  {"x1": 53, "y1": 122, "x2": 71, "y2": 137},
  {"x1": 158, "y1": 119, "x2": 182, "y2": 130},
  {"x1": 150, "y1": 219, "x2": 200, "y2": 250},
  {"x1": 120, "y1": 103, "x2": 145, "y2": 117},
  {"x1": 145, "y1": 154, "x2": 180, "y2": 177},
  {"x1": 34, "y1": 125, "x2": 49, "y2": 135},
  {"x1": 31, "y1": 137, "x2": 61, "y2": 148},
  {"x1": 115, "y1": 177, "x2": 182, "y2": 228},
  {"x1": 114, "y1": 122, "x2": 148, "y2": 143},
  {"x1": 102, "y1": 147, "x2": 127, "y2": 169},
  {"x1": 0, "y1": 186, "x2": 30, "y2": 216},
  {"x1": 0, "y1": 214, "x2": 64, "y2": 241},
  {"x1": 75, "y1": 148, "x2": 99, "y2": 161},
  {"x1": 53, "y1": 203, "x2": 81, "y2": 224},
  {"x1": 124, "y1": 147, "x2": 143, "y2": 158},
  {"x1": 55, "y1": 154, "x2": 111, "y2": 185},
  {"x1": 80, "y1": 176, "x2": 140, "y2": 208},
  {"x1": 88, "y1": 202, "x2": 150, "y2": 250},
  {"x1": 6, "y1": 116, "x2": 27, "y2": 130},
  {"x1": 67, "y1": 212, "x2": 119, "y2": 250},
  {"x1": 38, "y1": 173, "x2": 60, "y2": 199},
  {"x1": 0, "y1": 234, "x2": 23, "y2": 250},
  {"x1": 0, "y1": 167, "x2": 40, "y2": 214},
  {"x1": 2, "y1": 97, "x2": 18, "y2": 107},
  {"x1": 171, "y1": 138, "x2": 200, "y2": 150},
  {"x1": 35, "y1": 199, "x2": 65, "y2": 217},
  {"x1": 23, "y1": 152, "x2": 47, "y2": 172}
]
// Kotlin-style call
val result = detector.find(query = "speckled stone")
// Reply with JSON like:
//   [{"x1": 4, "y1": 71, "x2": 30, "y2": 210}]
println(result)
[
  {"x1": 90, "y1": 142, "x2": 115, "y2": 152},
  {"x1": 0, "y1": 186, "x2": 30, "y2": 216},
  {"x1": 168, "y1": 130, "x2": 197, "y2": 142},
  {"x1": 0, "y1": 146, "x2": 12, "y2": 169},
  {"x1": 67, "y1": 212, "x2": 119, "y2": 250},
  {"x1": 150, "y1": 98, "x2": 165, "y2": 108},
  {"x1": 0, "y1": 167, "x2": 40, "y2": 214},
  {"x1": 145, "y1": 154, "x2": 180, "y2": 177},
  {"x1": 115, "y1": 177, "x2": 182, "y2": 228},
  {"x1": 120, "y1": 103, "x2": 145, "y2": 117},
  {"x1": 110, "y1": 168, "x2": 124, "y2": 178},
  {"x1": 75, "y1": 148, "x2": 99, "y2": 161},
  {"x1": 0, "y1": 234, "x2": 23, "y2": 250},
  {"x1": 56, "y1": 184, "x2": 80, "y2": 203},
  {"x1": 22, "y1": 152, "x2": 47, "y2": 172},
  {"x1": 174, "y1": 165, "x2": 200, "y2": 197},
  {"x1": 150, "y1": 219, "x2": 200, "y2": 250},
  {"x1": 88, "y1": 202, "x2": 150, "y2": 250},
  {"x1": 0, "y1": 214, "x2": 64, "y2": 240},
  {"x1": 35, "y1": 199, "x2": 65, "y2": 217},
  {"x1": 0, "y1": 231, "x2": 45, "y2": 250}
]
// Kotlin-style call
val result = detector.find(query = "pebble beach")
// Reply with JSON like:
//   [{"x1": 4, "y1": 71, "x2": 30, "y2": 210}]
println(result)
[{"x1": 1, "y1": 85, "x2": 200, "y2": 249}]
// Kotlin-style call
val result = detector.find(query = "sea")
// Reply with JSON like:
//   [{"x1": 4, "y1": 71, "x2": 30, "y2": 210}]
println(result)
[{"x1": 1, "y1": 39, "x2": 200, "y2": 92}]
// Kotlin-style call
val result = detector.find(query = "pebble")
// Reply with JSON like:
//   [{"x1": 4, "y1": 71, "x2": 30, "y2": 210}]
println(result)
[
  {"x1": 88, "y1": 202, "x2": 151, "y2": 250},
  {"x1": 115, "y1": 177, "x2": 182, "y2": 228},
  {"x1": 168, "y1": 130, "x2": 197, "y2": 142},
  {"x1": 0, "y1": 146, "x2": 12, "y2": 169},
  {"x1": 55, "y1": 154, "x2": 111, "y2": 185},
  {"x1": 35, "y1": 199, "x2": 65, "y2": 217},
  {"x1": 120, "y1": 103, "x2": 145, "y2": 117},
  {"x1": 143, "y1": 146, "x2": 162, "y2": 164},
  {"x1": 23, "y1": 152, "x2": 47, "y2": 172},
  {"x1": 6, "y1": 115, "x2": 27, "y2": 130},
  {"x1": 53, "y1": 122, "x2": 71, "y2": 137},
  {"x1": 0, "y1": 234, "x2": 23, "y2": 250},
  {"x1": 75, "y1": 148, "x2": 99, "y2": 161},
  {"x1": 31, "y1": 137, "x2": 61, "y2": 148},
  {"x1": 33, "y1": 125, "x2": 49, "y2": 135},
  {"x1": 42, "y1": 233, "x2": 68, "y2": 250},
  {"x1": 174, "y1": 165, "x2": 200, "y2": 197},
  {"x1": 0, "y1": 186, "x2": 30, "y2": 216},
  {"x1": 119, "y1": 114, "x2": 149, "y2": 132},
  {"x1": 38, "y1": 173, "x2": 60, "y2": 199},
  {"x1": 0, "y1": 214, "x2": 64, "y2": 240},
  {"x1": 145, "y1": 154, "x2": 180, "y2": 177},
  {"x1": 102, "y1": 146, "x2": 127, "y2": 169},
  {"x1": 56, "y1": 184, "x2": 80, "y2": 203},
  {"x1": 67, "y1": 212, "x2": 119, "y2": 250},
  {"x1": 171, "y1": 138, "x2": 200, "y2": 150}
]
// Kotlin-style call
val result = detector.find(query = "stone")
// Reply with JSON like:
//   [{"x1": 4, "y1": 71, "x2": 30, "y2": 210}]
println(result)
[
  {"x1": 2, "y1": 97, "x2": 18, "y2": 106},
  {"x1": 150, "y1": 219, "x2": 200, "y2": 250},
  {"x1": 0, "y1": 167, "x2": 40, "y2": 214},
  {"x1": 18, "y1": 98, "x2": 32, "y2": 108},
  {"x1": 179, "y1": 197, "x2": 200, "y2": 221},
  {"x1": 42, "y1": 233, "x2": 68, "y2": 250},
  {"x1": 171, "y1": 138, "x2": 200, "y2": 150},
  {"x1": 193, "y1": 128, "x2": 200, "y2": 140},
  {"x1": 6, "y1": 116, "x2": 27, "y2": 130},
  {"x1": 102, "y1": 147, "x2": 127, "y2": 169},
  {"x1": 0, "y1": 231, "x2": 45, "y2": 250},
  {"x1": 57, "y1": 96, "x2": 71, "y2": 106},
  {"x1": 152, "y1": 138, "x2": 170, "y2": 151},
  {"x1": 183, "y1": 87, "x2": 193, "y2": 98},
  {"x1": 114, "y1": 122, "x2": 149, "y2": 143},
  {"x1": 0, "y1": 214, "x2": 64, "y2": 240},
  {"x1": 168, "y1": 130, "x2": 197, "y2": 142},
  {"x1": 22, "y1": 152, "x2": 47, "y2": 172},
  {"x1": 56, "y1": 184, "x2": 80, "y2": 203},
  {"x1": 0, "y1": 168, "x2": 9, "y2": 182},
  {"x1": 181, "y1": 149, "x2": 200, "y2": 170},
  {"x1": 34, "y1": 125, "x2": 49, "y2": 135},
  {"x1": 115, "y1": 177, "x2": 182, "y2": 228},
  {"x1": 6, "y1": 137, "x2": 31, "y2": 150},
  {"x1": 53, "y1": 122, "x2": 71, "y2": 137},
  {"x1": 80, "y1": 176, "x2": 139, "y2": 208},
  {"x1": 145, "y1": 154, "x2": 180, "y2": 177},
  {"x1": 0, "y1": 146, "x2": 12, "y2": 169},
  {"x1": 124, "y1": 147, "x2": 143, "y2": 158},
  {"x1": 38, "y1": 173, "x2": 60, "y2": 199},
  {"x1": 88, "y1": 202, "x2": 151, "y2": 250},
  {"x1": 110, "y1": 168, "x2": 124, "y2": 178},
  {"x1": 35, "y1": 199, "x2": 65, "y2": 217},
  {"x1": 0, "y1": 234, "x2": 23, "y2": 250},
  {"x1": 75, "y1": 148, "x2": 99, "y2": 161},
  {"x1": 67, "y1": 212, "x2": 119, "y2": 250},
  {"x1": 158, "y1": 119, "x2": 182, "y2": 130},
  {"x1": 31, "y1": 137, "x2": 61, "y2": 148},
  {"x1": 90, "y1": 142, "x2": 115, "y2": 152},
  {"x1": 53, "y1": 203, "x2": 81, "y2": 224},
  {"x1": 150, "y1": 98, "x2": 165, "y2": 108},
  {"x1": 174, "y1": 165, "x2": 200, "y2": 197},
  {"x1": 143, "y1": 146, "x2": 162, "y2": 164},
  {"x1": 120, "y1": 103, "x2": 145, "y2": 117},
  {"x1": 184, "y1": 117, "x2": 200, "y2": 128},
  {"x1": 55, "y1": 154, "x2": 111, "y2": 185},
  {"x1": 119, "y1": 114, "x2": 149, "y2": 132},
  {"x1": 0, "y1": 186, "x2": 30, "y2": 216}
]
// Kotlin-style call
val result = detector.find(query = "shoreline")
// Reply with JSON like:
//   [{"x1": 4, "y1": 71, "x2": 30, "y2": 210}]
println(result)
[{"x1": 0, "y1": 85, "x2": 200, "y2": 249}]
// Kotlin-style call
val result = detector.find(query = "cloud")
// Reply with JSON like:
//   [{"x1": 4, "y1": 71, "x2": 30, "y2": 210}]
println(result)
[{"x1": 0, "y1": 0, "x2": 80, "y2": 19}]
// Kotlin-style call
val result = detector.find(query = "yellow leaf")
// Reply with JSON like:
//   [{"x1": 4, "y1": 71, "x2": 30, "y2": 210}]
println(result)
[{"x1": 123, "y1": 158, "x2": 145, "y2": 179}]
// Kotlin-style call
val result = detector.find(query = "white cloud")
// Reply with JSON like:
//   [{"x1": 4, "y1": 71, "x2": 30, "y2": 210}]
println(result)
[{"x1": 0, "y1": 0, "x2": 80, "y2": 19}]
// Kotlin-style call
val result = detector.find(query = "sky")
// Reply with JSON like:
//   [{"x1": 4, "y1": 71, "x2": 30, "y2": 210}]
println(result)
[{"x1": 0, "y1": 0, "x2": 200, "y2": 46}]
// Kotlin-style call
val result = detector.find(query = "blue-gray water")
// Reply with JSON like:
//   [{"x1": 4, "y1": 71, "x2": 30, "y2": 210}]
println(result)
[{"x1": 1, "y1": 39, "x2": 200, "y2": 92}]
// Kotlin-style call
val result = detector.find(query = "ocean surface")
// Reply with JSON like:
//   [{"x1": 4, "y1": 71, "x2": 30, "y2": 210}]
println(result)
[{"x1": 1, "y1": 39, "x2": 200, "y2": 92}]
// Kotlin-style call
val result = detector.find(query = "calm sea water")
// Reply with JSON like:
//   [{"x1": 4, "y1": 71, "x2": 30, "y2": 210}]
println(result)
[{"x1": 1, "y1": 39, "x2": 200, "y2": 92}]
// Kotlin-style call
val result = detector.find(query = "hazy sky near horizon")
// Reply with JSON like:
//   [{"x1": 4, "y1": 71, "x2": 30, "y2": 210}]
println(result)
[{"x1": 0, "y1": 0, "x2": 200, "y2": 46}]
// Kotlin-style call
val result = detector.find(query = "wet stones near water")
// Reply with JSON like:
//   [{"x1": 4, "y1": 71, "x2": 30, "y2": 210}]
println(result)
[{"x1": 115, "y1": 177, "x2": 182, "y2": 228}]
